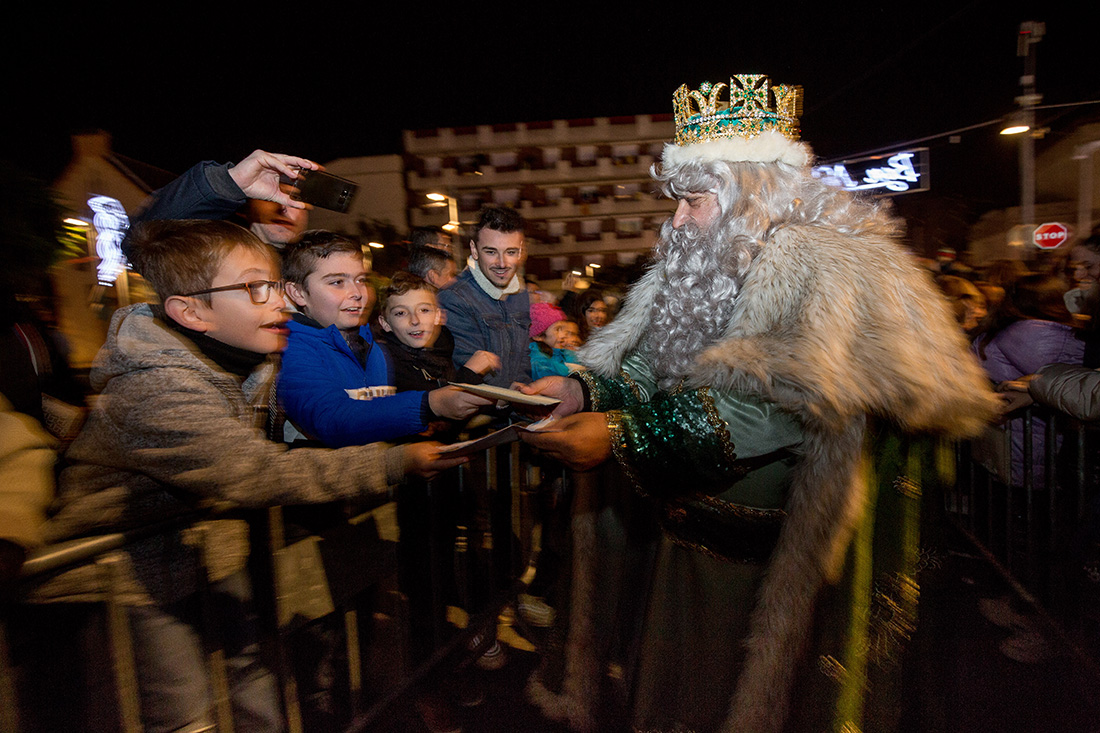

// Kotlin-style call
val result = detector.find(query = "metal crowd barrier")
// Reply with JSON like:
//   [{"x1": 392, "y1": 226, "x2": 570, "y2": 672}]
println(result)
[
  {"x1": 0, "y1": 441, "x2": 566, "y2": 733},
  {"x1": 24, "y1": 406, "x2": 1097, "y2": 732},
  {"x1": 946, "y1": 403, "x2": 1100, "y2": 662}
]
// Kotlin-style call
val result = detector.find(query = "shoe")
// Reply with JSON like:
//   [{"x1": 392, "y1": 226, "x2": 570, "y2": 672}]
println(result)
[
  {"x1": 518, "y1": 594, "x2": 556, "y2": 628},
  {"x1": 473, "y1": 639, "x2": 507, "y2": 670},
  {"x1": 417, "y1": 693, "x2": 463, "y2": 733},
  {"x1": 978, "y1": 596, "x2": 1028, "y2": 629}
]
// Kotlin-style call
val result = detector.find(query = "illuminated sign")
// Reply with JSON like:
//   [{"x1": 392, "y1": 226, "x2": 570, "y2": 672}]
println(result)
[
  {"x1": 88, "y1": 196, "x2": 130, "y2": 285},
  {"x1": 812, "y1": 148, "x2": 929, "y2": 196}
]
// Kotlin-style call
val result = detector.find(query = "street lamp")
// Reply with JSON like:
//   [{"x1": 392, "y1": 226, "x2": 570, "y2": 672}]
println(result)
[
  {"x1": 427, "y1": 192, "x2": 460, "y2": 233},
  {"x1": 999, "y1": 113, "x2": 1031, "y2": 137},
  {"x1": 1012, "y1": 21, "x2": 1045, "y2": 254}
]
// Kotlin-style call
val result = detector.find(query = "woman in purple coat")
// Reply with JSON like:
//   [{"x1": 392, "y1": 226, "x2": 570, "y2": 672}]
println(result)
[{"x1": 974, "y1": 274, "x2": 1085, "y2": 485}]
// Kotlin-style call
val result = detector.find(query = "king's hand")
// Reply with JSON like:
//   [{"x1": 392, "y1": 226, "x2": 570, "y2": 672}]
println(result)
[
  {"x1": 517, "y1": 376, "x2": 584, "y2": 418},
  {"x1": 519, "y1": 413, "x2": 611, "y2": 472}
]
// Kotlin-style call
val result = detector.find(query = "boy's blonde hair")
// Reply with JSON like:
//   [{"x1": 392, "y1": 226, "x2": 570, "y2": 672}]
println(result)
[{"x1": 124, "y1": 220, "x2": 274, "y2": 304}]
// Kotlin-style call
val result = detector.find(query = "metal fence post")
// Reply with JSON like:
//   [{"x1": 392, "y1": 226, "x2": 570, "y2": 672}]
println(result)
[{"x1": 99, "y1": 553, "x2": 143, "y2": 733}]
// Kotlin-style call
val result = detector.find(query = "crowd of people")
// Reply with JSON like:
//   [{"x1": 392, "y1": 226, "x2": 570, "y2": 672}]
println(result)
[
  {"x1": 0, "y1": 146, "x2": 631, "y2": 732},
  {"x1": 930, "y1": 239, "x2": 1100, "y2": 486},
  {"x1": 1, "y1": 70, "x2": 1096, "y2": 733}
]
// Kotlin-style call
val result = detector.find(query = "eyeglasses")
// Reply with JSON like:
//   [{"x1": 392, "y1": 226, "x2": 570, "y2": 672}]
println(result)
[{"x1": 182, "y1": 280, "x2": 284, "y2": 305}]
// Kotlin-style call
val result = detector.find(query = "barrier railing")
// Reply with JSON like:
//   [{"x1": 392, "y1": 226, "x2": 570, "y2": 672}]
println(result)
[
  {"x1": 13, "y1": 407, "x2": 1094, "y2": 731},
  {"x1": 0, "y1": 440, "x2": 565, "y2": 733},
  {"x1": 946, "y1": 404, "x2": 1099, "y2": 661}
]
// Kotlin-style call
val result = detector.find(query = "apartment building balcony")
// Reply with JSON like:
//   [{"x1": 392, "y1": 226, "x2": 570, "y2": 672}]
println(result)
[
  {"x1": 408, "y1": 193, "x2": 674, "y2": 230},
  {"x1": 404, "y1": 116, "x2": 674, "y2": 155},
  {"x1": 406, "y1": 155, "x2": 660, "y2": 191},
  {"x1": 519, "y1": 194, "x2": 673, "y2": 220},
  {"x1": 528, "y1": 229, "x2": 660, "y2": 257}
]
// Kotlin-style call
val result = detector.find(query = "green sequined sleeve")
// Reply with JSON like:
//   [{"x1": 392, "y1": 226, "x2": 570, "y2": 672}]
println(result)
[
  {"x1": 574, "y1": 351, "x2": 658, "y2": 411},
  {"x1": 605, "y1": 387, "x2": 802, "y2": 493}
]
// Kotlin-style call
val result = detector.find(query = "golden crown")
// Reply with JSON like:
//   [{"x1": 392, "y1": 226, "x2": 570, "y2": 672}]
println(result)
[{"x1": 673, "y1": 74, "x2": 803, "y2": 147}]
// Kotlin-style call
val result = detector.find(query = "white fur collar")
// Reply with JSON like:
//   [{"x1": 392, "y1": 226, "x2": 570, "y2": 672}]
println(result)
[
  {"x1": 577, "y1": 262, "x2": 664, "y2": 378},
  {"x1": 662, "y1": 130, "x2": 813, "y2": 169}
]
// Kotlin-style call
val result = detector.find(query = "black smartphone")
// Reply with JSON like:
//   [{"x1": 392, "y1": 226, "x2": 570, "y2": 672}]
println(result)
[{"x1": 286, "y1": 169, "x2": 359, "y2": 213}]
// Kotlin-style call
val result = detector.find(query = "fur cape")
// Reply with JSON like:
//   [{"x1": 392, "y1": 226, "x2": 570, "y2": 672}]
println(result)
[{"x1": 534, "y1": 223, "x2": 999, "y2": 733}]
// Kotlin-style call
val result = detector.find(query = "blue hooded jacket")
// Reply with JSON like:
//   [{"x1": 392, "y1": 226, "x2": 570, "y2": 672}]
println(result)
[{"x1": 278, "y1": 314, "x2": 429, "y2": 447}]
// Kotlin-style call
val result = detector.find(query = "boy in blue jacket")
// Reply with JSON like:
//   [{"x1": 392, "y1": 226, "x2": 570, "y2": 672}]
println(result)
[{"x1": 278, "y1": 232, "x2": 490, "y2": 447}]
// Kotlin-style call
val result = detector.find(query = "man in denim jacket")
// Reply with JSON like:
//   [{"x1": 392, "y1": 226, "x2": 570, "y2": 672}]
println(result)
[{"x1": 438, "y1": 206, "x2": 531, "y2": 390}]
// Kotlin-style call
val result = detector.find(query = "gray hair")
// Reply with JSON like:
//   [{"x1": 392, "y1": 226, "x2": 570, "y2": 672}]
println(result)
[{"x1": 643, "y1": 157, "x2": 902, "y2": 389}]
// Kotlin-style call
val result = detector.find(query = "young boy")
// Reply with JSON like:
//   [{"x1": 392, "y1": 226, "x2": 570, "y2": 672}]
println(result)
[
  {"x1": 374, "y1": 271, "x2": 507, "y2": 713},
  {"x1": 42, "y1": 220, "x2": 463, "y2": 732},
  {"x1": 374, "y1": 271, "x2": 499, "y2": 394},
  {"x1": 278, "y1": 232, "x2": 490, "y2": 448}
]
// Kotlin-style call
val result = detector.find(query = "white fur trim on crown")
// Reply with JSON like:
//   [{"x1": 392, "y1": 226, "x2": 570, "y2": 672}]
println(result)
[{"x1": 662, "y1": 130, "x2": 813, "y2": 169}]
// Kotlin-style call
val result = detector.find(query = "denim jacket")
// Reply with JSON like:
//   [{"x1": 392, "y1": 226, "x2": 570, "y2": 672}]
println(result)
[{"x1": 437, "y1": 268, "x2": 531, "y2": 389}]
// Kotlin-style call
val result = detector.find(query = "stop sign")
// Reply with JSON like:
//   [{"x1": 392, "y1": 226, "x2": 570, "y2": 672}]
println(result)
[{"x1": 1033, "y1": 222, "x2": 1068, "y2": 249}]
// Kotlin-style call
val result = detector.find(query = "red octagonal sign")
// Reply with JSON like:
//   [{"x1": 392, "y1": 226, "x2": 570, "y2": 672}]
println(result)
[{"x1": 1033, "y1": 222, "x2": 1069, "y2": 249}]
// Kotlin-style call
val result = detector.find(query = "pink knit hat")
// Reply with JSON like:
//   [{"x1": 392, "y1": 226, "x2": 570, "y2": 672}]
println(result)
[{"x1": 530, "y1": 303, "x2": 566, "y2": 338}]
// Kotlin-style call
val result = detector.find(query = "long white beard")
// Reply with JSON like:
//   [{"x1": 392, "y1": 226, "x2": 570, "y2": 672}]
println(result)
[{"x1": 645, "y1": 220, "x2": 747, "y2": 391}]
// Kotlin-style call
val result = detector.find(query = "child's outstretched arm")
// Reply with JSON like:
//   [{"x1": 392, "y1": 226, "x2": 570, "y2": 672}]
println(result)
[{"x1": 463, "y1": 350, "x2": 501, "y2": 377}]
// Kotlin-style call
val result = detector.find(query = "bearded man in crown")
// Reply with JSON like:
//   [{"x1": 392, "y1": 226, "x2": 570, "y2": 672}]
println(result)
[{"x1": 520, "y1": 74, "x2": 998, "y2": 733}]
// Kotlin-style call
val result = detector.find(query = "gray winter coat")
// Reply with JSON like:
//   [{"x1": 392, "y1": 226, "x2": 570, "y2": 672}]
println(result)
[
  {"x1": 1031, "y1": 363, "x2": 1100, "y2": 421},
  {"x1": 40, "y1": 304, "x2": 397, "y2": 605}
]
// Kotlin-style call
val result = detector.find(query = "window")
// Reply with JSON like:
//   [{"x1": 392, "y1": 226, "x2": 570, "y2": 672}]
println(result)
[
  {"x1": 612, "y1": 144, "x2": 639, "y2": 165},
  {"x1": 460, "y1": 192, "x2": 484, "y2": 210},
  {"x1": 613, "y1": 183, "x2": 640, "y2": 200},
  {"x1": 492, "y1": 188, "x2": 520, "y2": 206},
  {"x1": 490, "y1": 151, "x2": 517, "y2": 169}
]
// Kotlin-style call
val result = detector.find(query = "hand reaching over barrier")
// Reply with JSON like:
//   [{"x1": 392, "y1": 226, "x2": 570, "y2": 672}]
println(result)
[{"x1": 427, "y1": 386, "x2": 493, "y2": 421}]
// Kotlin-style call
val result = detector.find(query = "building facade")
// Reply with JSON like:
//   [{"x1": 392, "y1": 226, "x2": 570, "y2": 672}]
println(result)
[
  {"x1": 403, "y1": 115, "x2": 677, "y2": 281},
  {"x1": 307, "y1": 154, "x2": 407, "y2": 236}
]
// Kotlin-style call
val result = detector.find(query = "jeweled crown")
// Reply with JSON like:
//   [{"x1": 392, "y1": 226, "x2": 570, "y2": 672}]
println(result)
[{"x1": 673, "y1": 74, "x2": 803, "y2": 147}]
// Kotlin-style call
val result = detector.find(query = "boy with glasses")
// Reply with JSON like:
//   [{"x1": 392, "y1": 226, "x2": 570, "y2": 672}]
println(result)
[{"x1": 42, "y1": 219, "x2": 466, "y2": 732}]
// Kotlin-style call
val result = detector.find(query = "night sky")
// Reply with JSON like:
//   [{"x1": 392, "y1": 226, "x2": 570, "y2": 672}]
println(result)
[{"x1": 7, "y1": 1, "x2": 1096, "y2": 211}]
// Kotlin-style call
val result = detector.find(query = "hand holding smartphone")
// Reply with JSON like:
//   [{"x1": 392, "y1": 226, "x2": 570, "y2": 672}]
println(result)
[{"x1": 280, "y1": 168, "x2": 359, "y2": 213}]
